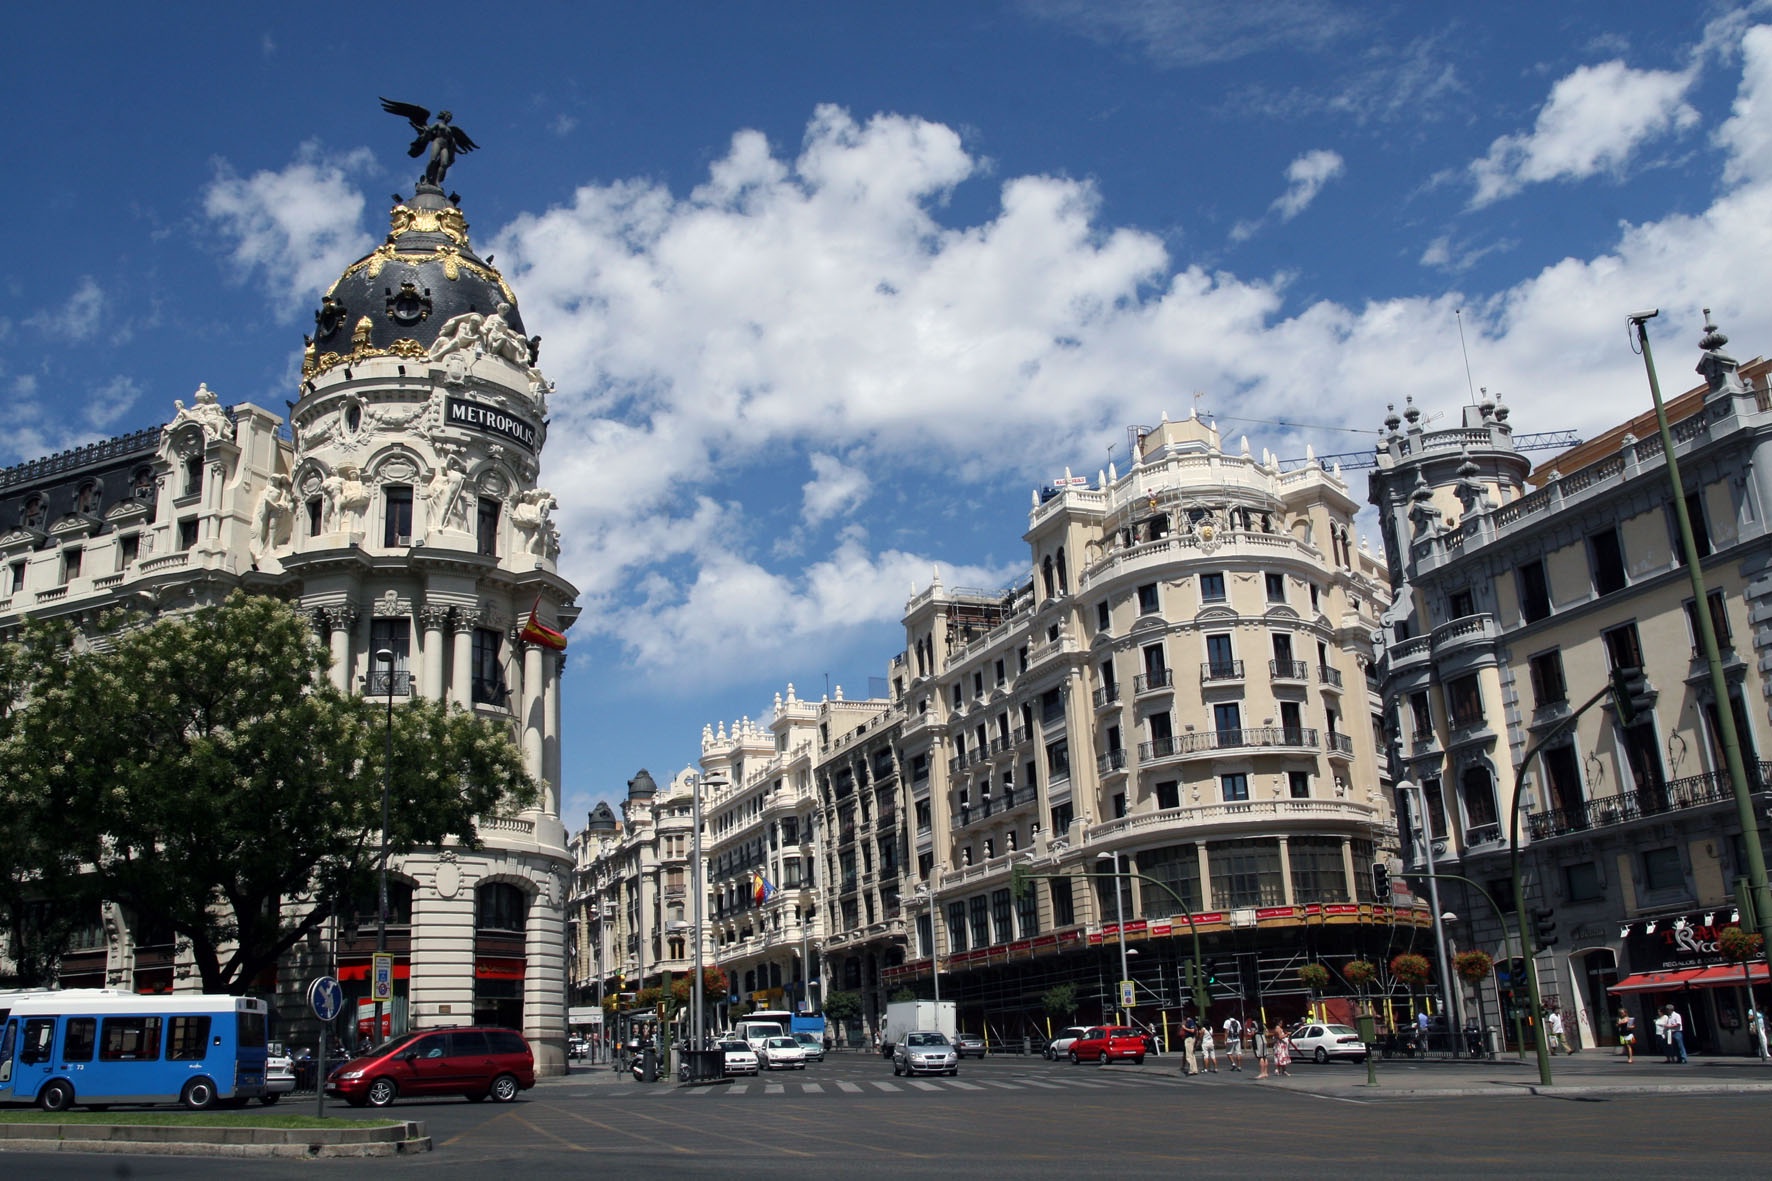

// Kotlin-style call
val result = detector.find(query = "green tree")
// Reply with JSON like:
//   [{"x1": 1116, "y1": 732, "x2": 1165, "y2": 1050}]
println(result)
[
  {"x1": 1041, "y1": 983, "x2": 1078, "y2": 1021},
  {"x1": 0, "y1": 592, "x2": 537, "y2": 993},
  {"x1": 821, "y1": 989, "x2": 863, "y2": 1023},
  {"x1": 889, "y1": 986, "x2": 918, "y2": 1003}
]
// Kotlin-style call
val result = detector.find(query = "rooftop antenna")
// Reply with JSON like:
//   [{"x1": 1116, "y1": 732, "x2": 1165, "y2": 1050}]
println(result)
[{"x1": 1455, "y1": 308, "x2": 1478, "y2": 404}]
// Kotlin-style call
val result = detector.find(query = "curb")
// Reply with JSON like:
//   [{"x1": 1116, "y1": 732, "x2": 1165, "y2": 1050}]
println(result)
[{"x1": 0, "y1": 1119, "x2": 430, "y2": 1159}]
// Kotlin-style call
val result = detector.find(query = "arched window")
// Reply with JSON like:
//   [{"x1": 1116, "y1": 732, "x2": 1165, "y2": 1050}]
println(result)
[{"x1": 476, "y1": 882, "x2": 529, "y2": 934}]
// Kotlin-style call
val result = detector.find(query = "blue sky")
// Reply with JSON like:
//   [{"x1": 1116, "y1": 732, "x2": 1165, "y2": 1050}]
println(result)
[{"x1": 8, "y1": 1, "x2": 1772, "y2": 827}]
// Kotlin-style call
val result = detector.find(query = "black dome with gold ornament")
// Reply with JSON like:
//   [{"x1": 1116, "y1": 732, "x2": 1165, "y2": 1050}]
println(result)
[{"x1": 303, "y1": 182, "x2": 529, "y2": 379}]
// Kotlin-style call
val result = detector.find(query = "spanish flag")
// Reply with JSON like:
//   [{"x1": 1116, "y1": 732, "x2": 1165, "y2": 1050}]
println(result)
[
  {"x1": 519, "y1": 597, "x2": 568, "y2": 651},
  {"x1": 753, "y1": 872, "x2": 776, "y2": 904}
]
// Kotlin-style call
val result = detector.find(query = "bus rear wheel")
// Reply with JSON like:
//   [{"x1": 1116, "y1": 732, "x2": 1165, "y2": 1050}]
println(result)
[
  {"x1": 39, "y1": 1081, "x2": 74, "y2": 1113},
  {"x1": 181, "y1": 1078, "x2": 217, "y2": 1110}
]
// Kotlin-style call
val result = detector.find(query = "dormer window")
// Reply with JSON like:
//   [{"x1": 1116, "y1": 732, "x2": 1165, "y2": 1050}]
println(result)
[
  {"x1": 21, "y1": 496, "x2": 45, "y2": 530},
  {"x1": 75, "y1": 482, "x2": 101, "y2": 515},
  {"x1": 183, "y1": 456, "x2": 202, "y2": 497},
  {"x1": 132, "y1": 467, "x2": 156, "y2": 502}
]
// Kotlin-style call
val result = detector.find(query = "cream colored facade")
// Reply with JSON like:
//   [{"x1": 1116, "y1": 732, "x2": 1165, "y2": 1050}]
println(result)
[
  {"x1": 1370, "y1": 321, "x2": 1772, "y2": 1055},
  {"x1": 0, "y1": 185, "x2": 578, "y2": 1074}
]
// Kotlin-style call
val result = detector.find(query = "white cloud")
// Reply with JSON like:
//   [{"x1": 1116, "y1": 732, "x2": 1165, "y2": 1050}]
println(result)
[
  {"x1": 203, "y1": 144, "x2": 377, "y2": 316},
  {"x1": 1020, "y1": 0, "x2": 1362, "y2": 67},
  {"x1": 25, "y1": 276, "x2": 105, "y2": 341},
  {"x1": 1272, "y1": 149, "x2": 1345, "y2": 220},
  {"x1": 1468, "y1": 60, "x2": 1698, "y2": 207},
  {"x1": 801, "y1": 453, "x2": 872, "y2": 525},
  {"x1": 1719, "y1": 24, "x2": 1772, "y2": 187}
]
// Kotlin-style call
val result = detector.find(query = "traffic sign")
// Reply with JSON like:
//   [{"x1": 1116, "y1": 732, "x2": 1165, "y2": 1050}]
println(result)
[
  {"x1": 308, "y1": 975, "x2": 345, "y2": 1021},
  {"x1": 371, "y1": 953, "x2": 394, "y2": 1002},
  {"x1": 1119, "y1": 979, "x2": 1136, "y2": 1008}
]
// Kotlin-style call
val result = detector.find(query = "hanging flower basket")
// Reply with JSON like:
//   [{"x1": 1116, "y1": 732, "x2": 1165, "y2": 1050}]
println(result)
[
  {"x1": 1298, "y1": 962, "x2": 1331, "y2": 990},
  {"x1": 1390, "y1": 952, "x2": 1432, "y2": 987},
  {"x1": 1343, "y1": 960, "x2": 1378, "y2": 987},
  {"x1": 1453, "y1": 949, "x2": 1494, "y2": 984},
  {"x1": 1718, "y1": 925, "x2": 1765, "y2": 963}
]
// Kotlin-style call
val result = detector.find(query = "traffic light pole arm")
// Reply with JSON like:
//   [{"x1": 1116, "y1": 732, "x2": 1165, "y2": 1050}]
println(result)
[
  {"x1": 1412, "y1": 870, "x2": 1529, "y2": 1058},
  {"x1": 1013, "y1": 863, "x2": 1209, "y2": 1013},
  {"x1": 1509, "y1": 679, "x2": 1613, "y2": 1087}
]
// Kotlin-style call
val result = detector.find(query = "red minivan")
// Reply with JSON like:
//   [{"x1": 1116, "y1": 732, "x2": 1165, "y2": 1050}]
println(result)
[{"x1": 326, "y1": 1027, "x2": 535, "y2": 1107}]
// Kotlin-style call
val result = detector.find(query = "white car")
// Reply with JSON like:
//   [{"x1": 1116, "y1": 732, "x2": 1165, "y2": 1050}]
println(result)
[
  {"x1": 719, "y1": 1039, "x2": 759, "y2": 1076},
  {"x1": 264, "y1": 1042, "x2": 297, "y2": 1104},
  {"x1": 759, "y1": 1035, "x2": 808, "y2": 1070},
  {"x1": 1045, "y1": 1026, "x2": 1090, "y2": 1060},
  {"x1": 1287, "y1": 1023, "x2": 1369, "y2": 1064}
]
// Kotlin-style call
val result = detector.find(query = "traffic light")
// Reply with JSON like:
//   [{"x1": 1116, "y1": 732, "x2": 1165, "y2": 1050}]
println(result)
[
  {"x1": 1533, "y1": 908, "x2": 1559, "y2": 949},
  {"x1": 1371, "y1": 862, "x2": 1390, "y2": 899},
  {"x1": 1610, "y1": 666, "x2": 1651, "y2": 726},
  {"x1": 1204, "y1": 960, "x2": 1220, "y2": 990}
]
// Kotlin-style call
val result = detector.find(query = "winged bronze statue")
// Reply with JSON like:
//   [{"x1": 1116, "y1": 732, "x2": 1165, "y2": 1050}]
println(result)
[{"x1": 380, "y1": 98, "x2": 479, "y2": 187}]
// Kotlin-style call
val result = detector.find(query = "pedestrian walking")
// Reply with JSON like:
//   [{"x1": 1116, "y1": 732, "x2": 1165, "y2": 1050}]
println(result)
[
  {"x1": 1223, "y1": 1015, "x2": 1244, "y2": 1071},
  {"x1": 1616, "y1": 1008, "x2": 1636, "y2": 1064},
  {"x1": 1416, "y1": 1008, "x2": 1430, "y2": 1055},
  {"x1": 1199, "y1": 1024, "x2": 1217, "y2": 1073},
  {"x1": 1546, "y1": 1007, "x2": 1571, "y2": 1055},
  {"x1": 1252, "y1": 1023, "x2": 1270, "y2": 1079},
  {"x1": 1180, "y1": 1014, "x2": 1200, "y2": 1075},
  {"x1": 1751, "y1": 1005, "x2": 1769, "y2": 1061},
  {"x1": 1271, "y1": 1021, "x2": 1293, "y2": 1077},
  {"x1": 1662, "y1": 1005, "x2": 1688, "y2": 1063}
]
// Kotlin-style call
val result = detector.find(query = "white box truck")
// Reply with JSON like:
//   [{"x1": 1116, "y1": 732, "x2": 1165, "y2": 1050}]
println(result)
[{"x1": 880, "y1": 1000, "x2": 956, "y2": 1056}]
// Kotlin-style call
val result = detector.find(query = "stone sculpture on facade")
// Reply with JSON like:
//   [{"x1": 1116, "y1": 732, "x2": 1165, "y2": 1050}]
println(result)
[
  {"x1": 380, "y1": 99, "x2": 479, "y2": 187},
  {"x1": 250, "y1": 473, "x2": 293, "y2": 556},
  {"x1": 320, "y1": 464, "x2": 370, "y2": 533},
  {"x1": 511, "y1": 488, "x2": 558, "y2": 556},
  {"x1": 423, "y1": 452, "x2": 469, "y2": 533},
  {"x1": 169, "y1": 384, "x2": 233, "y2": 443}
]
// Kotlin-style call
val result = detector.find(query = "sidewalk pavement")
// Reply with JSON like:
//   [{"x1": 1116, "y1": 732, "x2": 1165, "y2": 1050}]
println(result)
[{"x1": 1141, "y1": 1050, "x2": 1772, "y2": 1099}]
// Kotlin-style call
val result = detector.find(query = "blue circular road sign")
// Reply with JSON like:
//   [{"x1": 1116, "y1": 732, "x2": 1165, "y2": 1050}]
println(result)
[{"x1": 309, "y1": 975, "x2": 345, "y2": 1021}]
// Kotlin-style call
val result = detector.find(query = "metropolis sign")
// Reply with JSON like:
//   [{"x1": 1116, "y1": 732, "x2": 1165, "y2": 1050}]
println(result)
[{"x1": 445, "y1": 396, "x2": 536, "y2": 451}]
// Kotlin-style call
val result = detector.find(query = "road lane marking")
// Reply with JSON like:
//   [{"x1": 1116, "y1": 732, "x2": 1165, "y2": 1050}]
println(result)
[
  {"x1": 803, "y1": 1083, "x2": 823, "y2": 1093},
  {"x1": 837, "y1": 1081, "x2": 862, "y2": 1092},
  {"x1": 946, "y1": 1080, "x2": 985, "y2": 1090},
  {"x1": 909, "y1": 1080, "x2": 941, "y2": 1090},
  {"x1": 872, "y1": 1080, "x2": 902, "y2": 1091}
]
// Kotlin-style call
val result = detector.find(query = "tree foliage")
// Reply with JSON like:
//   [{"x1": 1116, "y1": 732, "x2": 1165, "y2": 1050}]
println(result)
[
  {"x1": 0, "y1": 592, "x2": 537, "y2": 993},
  {"x1": 821, "y1": 988, "x2": 862, "y2": 1022},
  {"x1": 1041, "y1": 983, "x2": 1078, "y2": 1019}
]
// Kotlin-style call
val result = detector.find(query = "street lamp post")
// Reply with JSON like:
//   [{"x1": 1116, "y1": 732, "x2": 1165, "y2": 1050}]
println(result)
[
  {"x1": 691, "y1": 772, "x2": 707, "y2": 1051},
  {"x1": 915, "y1": 884, "x2": 941, "y2": 1008},
  {"x1": 1097, "y1": 852, "x2": 1131, "y2": 1024},
  {"x1": 374, "y1": 647, "x2": 395, "y2": 1049},
  {"x1": 1397, "y1": 780, "x2": 1459, "y2": 1053}
]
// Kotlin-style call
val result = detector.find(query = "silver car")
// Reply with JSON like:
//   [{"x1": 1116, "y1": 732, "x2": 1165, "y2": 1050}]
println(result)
[
  {"x1": 892, "y1": 1030, "x2": 958, "y2": 1077},
  {"x1": 1045, "y1": 1025, "x2": 1090, "y2": 1060}
]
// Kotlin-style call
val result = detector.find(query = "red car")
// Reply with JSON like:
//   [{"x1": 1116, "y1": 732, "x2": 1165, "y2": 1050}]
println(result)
[
  {"x1": 326, "y1": 1026, "x2": 535, "y2": 1107},
  {"x1": 1067, "y1": 1026, "x2": 1147, "y2": 1065}
]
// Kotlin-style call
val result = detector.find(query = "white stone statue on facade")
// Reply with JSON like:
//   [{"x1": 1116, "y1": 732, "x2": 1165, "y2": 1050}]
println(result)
[
  {"x1": 422, "y1": 452, "x2": 469, "y2": 533},
  {"x1": 321, "y1": 464, "x2": 370, "y2": 533},
  {"x1": 510, "y1": 487, "x2": 557, "y2": 555},
  {"x1": 170, "y1": 383, "x2": 233, "y2": 442},
  {"x1": 427, "y1": 311, "x2": 485, "y2": 363},
  {"x1": 250, "y1": 473, "x2": 293, "y2": 555}
]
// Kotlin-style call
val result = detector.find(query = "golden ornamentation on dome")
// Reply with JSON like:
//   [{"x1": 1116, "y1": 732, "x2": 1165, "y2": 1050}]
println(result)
[
  {"x1": 388, "y1": 339, "x2": 428, "y2": 358},
  {"x1": 385, "y1": 202, "x2": 469, "y2": 246},
  {"x1": 351, "y1": 316, "x2": 374, "y2": 350},
  {"x1": 364, "y1": 243, "x2": 399, "y2": 280}
]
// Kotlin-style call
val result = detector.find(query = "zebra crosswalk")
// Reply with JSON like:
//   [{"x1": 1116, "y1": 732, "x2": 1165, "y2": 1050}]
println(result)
[{"x1": 610, "y1": 1070, "x2": 1189, "y2": 1100}]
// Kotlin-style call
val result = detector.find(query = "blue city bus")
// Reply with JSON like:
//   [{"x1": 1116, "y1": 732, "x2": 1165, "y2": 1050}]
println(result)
[{"x1": 0, "y1": 992, "x2": 270, "y2": 1111}]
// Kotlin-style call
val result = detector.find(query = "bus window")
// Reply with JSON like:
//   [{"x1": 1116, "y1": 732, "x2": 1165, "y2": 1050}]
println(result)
[
  {"x1": 237, "y1": 1009, "x2": 266, "y2": 1049},
  {"x1": 101, "y1": 1016, "x2": 163, "y2": 1061},
  {"x1": 167, "y1": 1016, "x2": 211, "y2": 1061},
  {"x1": 20, "y1": 1019, "x2": 55, "y2": 1066},
  {"x1": 65, "y1": 1018, "x2": 97, "y2": 1062}
]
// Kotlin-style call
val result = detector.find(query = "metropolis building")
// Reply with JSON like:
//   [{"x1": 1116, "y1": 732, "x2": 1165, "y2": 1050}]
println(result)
[{"x1": 0, "y1": 173, "x2": 580, "y2": 1071}]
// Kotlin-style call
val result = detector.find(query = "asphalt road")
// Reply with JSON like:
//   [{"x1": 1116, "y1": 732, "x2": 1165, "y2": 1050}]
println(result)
[{"x1": 10, "y1": 1050, "x2": 1771, "y2": 1179}]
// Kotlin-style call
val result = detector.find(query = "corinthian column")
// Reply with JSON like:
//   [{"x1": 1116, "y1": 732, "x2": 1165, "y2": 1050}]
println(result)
[
  {"x1": 325, "y1": 605, "x2": 358, "y2": 692},
  {"x1": 521, "y1": 634, "x2": 545, "y2": 787},
  {"x1": 419, "y1": 604, "x2": 451, "y2": 700},
  {"x1": 451, "y1": 608, "x2": 479, "y2": 707}
]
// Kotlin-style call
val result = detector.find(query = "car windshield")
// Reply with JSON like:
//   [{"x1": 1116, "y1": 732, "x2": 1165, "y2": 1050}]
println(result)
[
  {"x1": 906, "y1": 1033, "x2": 948, "y2": 1047},
  {"x1": 720, "y1": 1041, "x2": 751, "y2": 1052},
  {"x1": 766, "y1": 1037, "x2": 797, "y2": 1048},
  {"x1": 795, "y1": 1033, "x2": 819, "y2": 1042},
  {"x1": 1325, "y1": 1025, "x2": 1360, "y2": 1036}
]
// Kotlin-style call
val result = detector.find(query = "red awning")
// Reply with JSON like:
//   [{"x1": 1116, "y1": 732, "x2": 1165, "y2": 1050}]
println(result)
[
  {"x1": 1684, "y1": 963, "x2": 1768, "y2": 988},
  {"x1": 1608, "y1": 968, "x2": 1708, "y2": 993}
]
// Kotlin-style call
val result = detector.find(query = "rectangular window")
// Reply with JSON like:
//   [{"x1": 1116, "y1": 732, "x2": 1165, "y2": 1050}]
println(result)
[
  {"x1": 178, "y1": 519, "x2": 198, "y2": 551},
  {"x1": 1528, "y1": 650, "x2": 1567, "y2": 708},
  {"x1": 167, "y1": 1015, "x2": 212, "y2": 1061},
  {"x1": 9, "y1": 561, "x2": 23, "y2": 593},
  {"x1": 1518, "y1": 559, "x2": 1551, "y2": 622},
  {"x1": 1565, "y1": 862, "x2": 1603, "y2": 902},
  {"x1": 1672, "y1": 490, "x2": 1712, "y2": 562},
  {"x1": 63, "y1": 1017, "x2": 97, "y2": 1062},
  {"x1": 1602, "y1": 622, "x2": 1645, "y2": 671},
  {"x1": 1137, "y1": 583, "x2": 1160, "y2": 614},
  {"x1": 969, "y1": 895, "x2": 990, "y2": 949},
  {"x1": 119, "y1": 534, "x2": 140, "y2": 566},
  {"x1": 1448, "y1": 588, "x2": 1474, "y2": 618},
  {"x1": 1220, "y1": 773, "x2": 1249, "y2": 802},
  {"x1": 100, "y1": 1016, "x2": 164, "y2": 1061},
  {"x1": 1265, "y1": 572, "x2": 1285, "y2": 603},
  {"x1": 1049, "y1": 801, "x2": 1073, "y2": 837},
  {"x1": 1641, "y1": 846, "x2": 1684, "y2": 893},
  {"x1": 369, "y1": 618, "x2": 411, "y2": 692},
  {"x1": 1207, "y1": 838, "x2": 1285, "y2": 908},
  {"x1": 1049, "y1": 877, "x2": 1075, "y2": 927},
  {"x1": 1096, "y1": 601, "x2": 1111, "y2": 632},
  {"x1": 61, "y1": 547, "x2": 82, "y2": 584},
  {"x1": 1684, "y1": 590, "x2": 1731, "y2": 651},
  {"x1": 1287, "y1": 835, "x2": 1349, "y2": 903},
  {"x1": 307, "y1": 497, "x2": 323, "y2": 537},
  {"x1": 1410, "y1": 692, "x2": 1432, "y2": 737},
  {"x1": 1205, "y1": 633, "x2": 1235, "y2": 678},
  {"x1": 995, "y1": 658, "x2": 1006, "y2": 685},
  {"x1": 1288, "y1": 771, "x2": 1311, "y2": 799},
  {"x1": 1137, "y1": 844, "x2": 1200, "y2": 915},
  {"x1": 477, "y1": 497, "x2": 500, "y2": 557},
  {"x1": 1213, "y1": 702, "x2": 1242, "y2": 743},
  {"x1": 1016, "y1": 888, "x2": 1040, "y2": 938},
  {"x1": 1446, "y1": 674, "x2": 1483, "y2": 727},
  {"x1": 1199, "y1": 572, "x2": 1226, "y2": 602},
  {"x1": 991, "y1": 889, "x2": 1014, "y2": 944},
  {"x1": 471, "y1": 627, "x2": 506, "y2": 705},
  {"x1": 1155, "y1": 780, "x2": 1180, "y2": 810},
  {"x1": 1045, "y1": 739, "x2": 1070, "y2": 781},
  {"x1": 383, "y1": 486, "x2": 414, "y2": 547},
  {"x1": 1590, "y1": 528, "x2": 1627, "y2": 595},
  {"x1": 946, "y1": 901, "x2": 968, "y2": 954}
]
